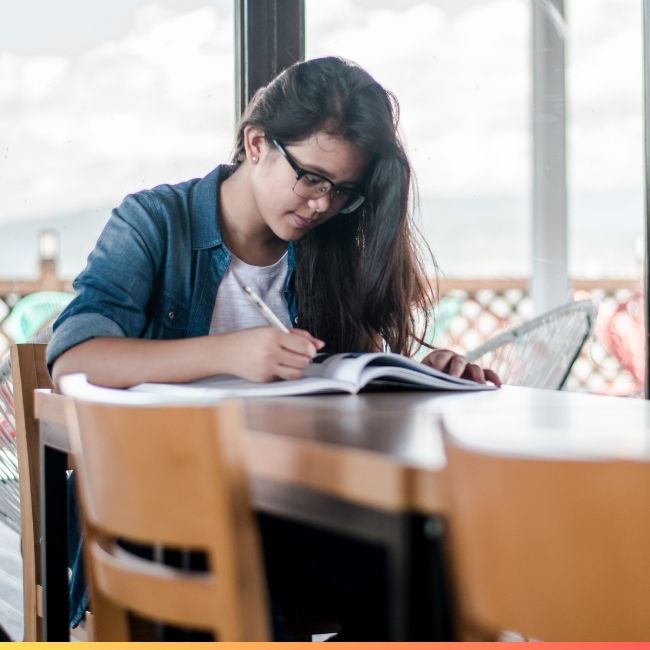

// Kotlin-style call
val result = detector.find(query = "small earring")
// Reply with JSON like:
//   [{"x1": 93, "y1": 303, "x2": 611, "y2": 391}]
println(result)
[{"x1": 251, "y1": 156, "x2": 258, "y2": 163}]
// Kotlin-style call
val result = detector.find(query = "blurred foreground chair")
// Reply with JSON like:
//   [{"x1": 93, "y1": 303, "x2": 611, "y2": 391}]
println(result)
[
  {"x1": 442, "y1": 421, "x2": 650, "y2": 641},
  {"x1": 466, "y1": 299, "x2": 597, "y2": 389},
  {"x1": 62, "y1": 384, "x2": 270, "y2": 641}
]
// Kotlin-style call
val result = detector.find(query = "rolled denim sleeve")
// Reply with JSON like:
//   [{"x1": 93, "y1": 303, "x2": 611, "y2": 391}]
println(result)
[
  {"x1": 46, "y1": 313, "x2": 126, "y2": 369},
  {"x1": 47, "y1": 192, "x2": 165, "y2": 368}
]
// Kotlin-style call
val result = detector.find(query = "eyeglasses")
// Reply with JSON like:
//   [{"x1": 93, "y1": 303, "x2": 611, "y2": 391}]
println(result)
[{"x1": 272, "y1": 139, "x2": 365, "y2": 215}]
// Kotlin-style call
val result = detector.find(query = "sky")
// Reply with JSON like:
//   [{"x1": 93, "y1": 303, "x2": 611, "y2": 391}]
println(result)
[
  {"x1": 0, "y1": 0, "x2": 643, "y2": 223},
  {"x1": 0, "y1": 0, "x2": 231, "y2": 54},
  {"x1": 0, "y1": 0, "x2": 645, "y2": 278},
  {"x1": 1, "y1": 0, "x2": 235, "y2": 222},
  {"x1": 307, "y1": 0, "x2": 643, "y2": 197}
]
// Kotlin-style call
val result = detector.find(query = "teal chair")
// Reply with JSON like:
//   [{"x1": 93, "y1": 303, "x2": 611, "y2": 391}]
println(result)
[
  {"x1": 420, "y1": 295, "x2": 461, "y2": 350},
  {"x1": 1, "y1": 291, "x2": 72, "y2": 344}
]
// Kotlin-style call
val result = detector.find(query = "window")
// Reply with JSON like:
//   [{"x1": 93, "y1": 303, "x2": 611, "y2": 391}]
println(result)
[
  {"x1": 307, "y1": 0, "x2": 644, "y2": 394},
  {"x1": 0, "y1": 0, "x2": 234, "y2": 279},
  {"x1": 307, "y1": 0, "x2": 530, "y2": 277}
]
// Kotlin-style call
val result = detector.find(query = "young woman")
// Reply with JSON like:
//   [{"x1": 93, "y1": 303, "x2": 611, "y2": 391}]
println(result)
[
  {"x1": 48, "y1": 56, "x2": 499, "y2": 387},
  {"x1": 51, "y1": 56, "x2": 498, "y2": 639}
]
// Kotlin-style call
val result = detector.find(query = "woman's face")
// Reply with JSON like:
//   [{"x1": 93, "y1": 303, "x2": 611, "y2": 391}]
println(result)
[{"x1": 249, "y1": 130, "x2": 369, "y2": 241}]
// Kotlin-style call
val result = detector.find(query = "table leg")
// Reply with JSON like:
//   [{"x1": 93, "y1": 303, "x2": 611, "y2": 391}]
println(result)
[
  {"x1": 41, "y1": 445, "x2": 69, "y2": 640},
  {"x1": 255, "y1": 480, "x2": 453, "y2": 641},
  {"x1": 384, "y1": 513, "x2": 452, "y2": 640}
]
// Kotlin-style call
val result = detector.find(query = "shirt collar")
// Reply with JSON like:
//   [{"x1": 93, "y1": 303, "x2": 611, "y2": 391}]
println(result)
[
  {"x1": 189, "y1": 163, "x2": 295, "y2": 271},
  {"x1": 190, "y1": 164, "x2": 234, "y2": 250}
]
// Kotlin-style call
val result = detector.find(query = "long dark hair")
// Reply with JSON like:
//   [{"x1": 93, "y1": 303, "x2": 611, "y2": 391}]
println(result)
[{"x1": 233, "y1": 56, "x2": 436, "y2": 355}]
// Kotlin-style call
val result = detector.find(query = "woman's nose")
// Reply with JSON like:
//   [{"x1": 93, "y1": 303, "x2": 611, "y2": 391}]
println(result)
[{"x1": 307, "y1": 192, "x2": 332, "y2": 213}]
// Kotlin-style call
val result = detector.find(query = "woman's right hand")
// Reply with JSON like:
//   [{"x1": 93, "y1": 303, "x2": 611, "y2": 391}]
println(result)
[
  {"x1": 220, "y1": 327, "x2": 325, "y2": 382},
  {"x1": 52, "y1": 328, "x2": 326, "y2": 389}
]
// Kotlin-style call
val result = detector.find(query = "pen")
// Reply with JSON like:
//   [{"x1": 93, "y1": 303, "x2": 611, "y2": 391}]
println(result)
[{"x1": 231, "y1": 270, "x2": 291, "y2": 333}]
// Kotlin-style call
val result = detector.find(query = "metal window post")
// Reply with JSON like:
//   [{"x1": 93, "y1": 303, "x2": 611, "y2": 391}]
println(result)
[
  {"x1": 643, "y1": 0, "x2": 650, "y2": 399},
  {"x1": 531, "y1": 0, "x2": 569, "y2": 316},
  {"x1": 235, "y1": 0, "x2": 305, "y2": 119}
]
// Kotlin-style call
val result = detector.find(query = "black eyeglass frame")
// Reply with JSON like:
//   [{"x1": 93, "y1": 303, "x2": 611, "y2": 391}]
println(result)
[{"x1": 271, "y1": 139, "x2": 365, "y2": 214}]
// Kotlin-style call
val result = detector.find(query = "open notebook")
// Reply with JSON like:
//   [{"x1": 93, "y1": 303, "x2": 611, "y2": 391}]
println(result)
[{"x1": 130, "y1": 352, "x2": 496, "y2": 399}]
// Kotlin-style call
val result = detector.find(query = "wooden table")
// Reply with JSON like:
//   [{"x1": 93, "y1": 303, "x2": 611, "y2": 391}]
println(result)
[{"x1": 34, "y1": 385, "x2": 650, "y2": 640}]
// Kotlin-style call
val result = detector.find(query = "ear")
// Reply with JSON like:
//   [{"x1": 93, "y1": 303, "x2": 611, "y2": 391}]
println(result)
[{"x1": 243, "y1": 126, "x2": 267, "y2": 164}]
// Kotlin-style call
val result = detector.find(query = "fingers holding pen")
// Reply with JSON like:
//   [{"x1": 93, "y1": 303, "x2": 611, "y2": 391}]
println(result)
[
  {"x1": 231, "y1": 278, "x2": 325, "y2": 375},
  {"x1": 220, "y1": 327, "x2": 325, "y2": 382},
  {"x1": 250, "y1": 334, "x2": 308, "y2": 380},
  {"x1": 273, "y1": 330, "x2": 325, "y2": 380},
  {"x1": 283, "y1": 328, "x2": 325, "y2": 354}
]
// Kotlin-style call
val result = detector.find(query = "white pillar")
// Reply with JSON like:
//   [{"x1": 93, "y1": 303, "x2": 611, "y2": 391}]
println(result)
[{"x1": 531, "y1": 0, "x2": 569, "y2": 315}]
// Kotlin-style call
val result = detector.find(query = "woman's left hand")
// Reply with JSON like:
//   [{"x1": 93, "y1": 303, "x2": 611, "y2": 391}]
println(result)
[{"x1": 421, "y1": 348, "x2": 501, "y2": 386}]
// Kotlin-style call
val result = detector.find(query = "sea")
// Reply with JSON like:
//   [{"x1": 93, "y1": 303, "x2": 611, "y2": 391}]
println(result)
[{"x1": 0, "y1": 190, "x2": 643, "y2": 281}]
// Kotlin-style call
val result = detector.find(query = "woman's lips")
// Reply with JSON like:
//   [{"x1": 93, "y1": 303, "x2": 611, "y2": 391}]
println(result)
[{"x1": 291, "y1": 213, "x2": 316, "y2": 229}]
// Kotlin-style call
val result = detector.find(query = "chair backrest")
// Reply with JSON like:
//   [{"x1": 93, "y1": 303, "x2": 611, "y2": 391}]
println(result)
[
  {"x1": 64, "y1": 395, "x2": 270, "y2": 641},
  {"x1": 10, "y1": 343, "x2": 53, "y2": 641},
  {"x1": 465, "y1": 300, "x2": 597, "y2": 389},
  {"x1": 442, "y1": 423, "x2": 650, "y2": 641}
]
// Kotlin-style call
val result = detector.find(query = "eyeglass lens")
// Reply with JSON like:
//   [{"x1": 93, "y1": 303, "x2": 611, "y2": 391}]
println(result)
[{"x1": 294, "y1": 176, "x2": 363, "y2": 213}]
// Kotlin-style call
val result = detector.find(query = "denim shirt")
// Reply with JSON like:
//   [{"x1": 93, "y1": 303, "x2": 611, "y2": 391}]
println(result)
[
  {"x1": 47, "y1": 164, "x2": 298, "y2": 370},
  {"x1": 47, "y1": 164, "x2": 298, "y2": 629}
]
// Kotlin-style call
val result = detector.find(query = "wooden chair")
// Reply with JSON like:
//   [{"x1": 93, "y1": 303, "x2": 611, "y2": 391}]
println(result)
[
  {"x1": 442, "y1": 421, "x2": 650, "y2": 641},
  {"x1": 63, "y1": 394, "x2": 270, "y2": 641},
  {"x1": 10, "y1": 343, "x2": 52, "y2": 641}
]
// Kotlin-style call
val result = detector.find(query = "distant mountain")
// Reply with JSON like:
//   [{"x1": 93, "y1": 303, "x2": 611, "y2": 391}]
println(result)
[
  {"x1": 0, "y1": 207, "x2": 111, "y2": 279},
  {"x1": 0, "y1": 190, "x2": 642, "y2": 281}
]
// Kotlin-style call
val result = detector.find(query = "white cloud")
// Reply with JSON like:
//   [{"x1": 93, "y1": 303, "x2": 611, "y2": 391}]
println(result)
[
  {"x1": 0, "y1": 2, "x2": 234, "y2": 222},
  {"x1": 308, "y1": 0, "x2": 642, "y2": 197},
  {"x1": 0, "y1": 0, "x2": 643, "y2": 228},
  {"x1": 567, "y1": 0, "x2": 643, "y2": 192},
  {"x1": 308, "y1": 0, "x2": 531, "y2": 196},
  {"x1": 0, "y1": 54, "x2": 70, "y2": 105}
]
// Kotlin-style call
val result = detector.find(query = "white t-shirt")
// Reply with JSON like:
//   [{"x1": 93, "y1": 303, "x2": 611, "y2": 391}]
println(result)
[{"x1": 209, "y1": 251, "x2": 292, "y2": 335}]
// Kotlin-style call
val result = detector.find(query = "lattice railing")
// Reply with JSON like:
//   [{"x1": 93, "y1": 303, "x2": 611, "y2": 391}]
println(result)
[
  {"x1": 431, "y1": 277, "x2": 644, "y2": 397},
  {"x1": 0, "y1": 276, "x2": 644, "y2": 396}
]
